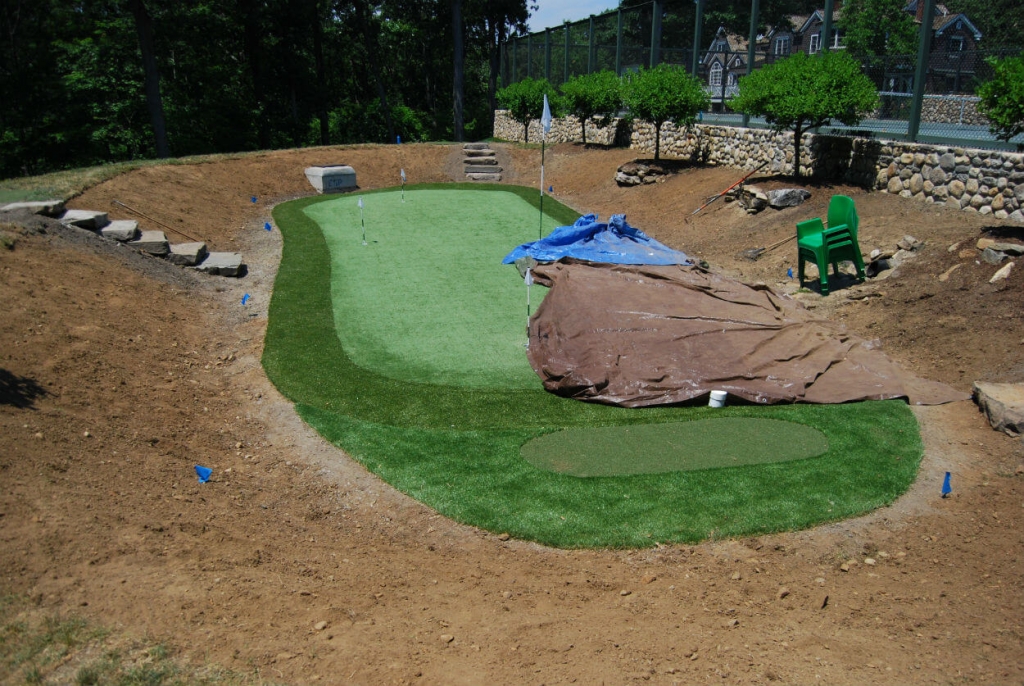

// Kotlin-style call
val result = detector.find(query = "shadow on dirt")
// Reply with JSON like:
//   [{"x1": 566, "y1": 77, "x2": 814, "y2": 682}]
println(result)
[{"x1": 0, "y1": 368, "x2": 49, "y2": 409}]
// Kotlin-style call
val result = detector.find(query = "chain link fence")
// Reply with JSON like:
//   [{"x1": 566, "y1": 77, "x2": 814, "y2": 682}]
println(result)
[{"x1": 501, "y1": 1, "x2": 1023, "y2": 149}]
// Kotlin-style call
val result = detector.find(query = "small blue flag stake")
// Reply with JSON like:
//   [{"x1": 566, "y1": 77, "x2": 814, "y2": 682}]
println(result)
[
  {"x1": 241, "y1": 293, "x2": 251, "y2": 305},
  {"x1": 251, "y1": 196, "x2": 257, "y2": 204},
  {"x1": 357, "y1": 197, "x2": 366, "y2": 245},
  {"x1": 787, "y1": 267, "x2": 794, "y2": 279},
  {"x1": 941, "y1": 471, "x2": 952, "y2": 497},
  {"x1": 396, "y1": 135, "x2": 401, "y2": 144},
  {"x1": 195, "y1": 465, "x2": 213, "y2": 483},
  {"x1": 264, "y1": 222, "x2": 272, "y2": 232}
]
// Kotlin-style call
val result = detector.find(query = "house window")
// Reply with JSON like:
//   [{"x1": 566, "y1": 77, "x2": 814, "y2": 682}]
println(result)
[
  {"x1": 950, "y1": 35, "x2": 964, "y2": 51},
  {"x1": 709, "y1": 62, "x2": 722, "y2": 88},
  {"x1": 808, "y1": 33, "x2": 821, "y2": 54},
  {"x1": 831, "y1": 28, "x2": 840, "y2": 48},
  {"x1": 774, "y1": 36, "x2": 790, "y2": 55}
]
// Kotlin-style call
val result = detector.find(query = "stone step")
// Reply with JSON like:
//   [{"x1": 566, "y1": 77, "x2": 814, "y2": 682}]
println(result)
[
  {"x1": 100, "y1": 220, "x2": 140, "y2": 242},
  {"x1": 61, "y1": 209, "x2": 110, "y2": 231},
  {"x1": 464, "y1": 164, "x2": 503, "y2": 174},
  {"x1": 463, "y1": 142, "x2": 490, "y2": 150},
  {"x1": 193, "y1": 252, "x2": 244, "y2": 277},
  {"x1": 167, "y1": 241, "x2": 209, "y2": 266},
  {"x1": 128, "y1": 230, "x2": 169, "y2": 256},
  {"x1": 464, "y1": 149, "x2": 496, "y2": 158},
  {"x1": 463, "y1": 156, "x2": 498, "y2": 165},
  {"x1": 466, "y1": 173, "x2": 502, "y2": 182},
  {"x1": 1, "y1": 200, "x2": 65, "y2": 217}
]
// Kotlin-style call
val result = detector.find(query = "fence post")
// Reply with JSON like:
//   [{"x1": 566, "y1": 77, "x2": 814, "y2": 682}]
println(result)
[
  {"x1": 589, "y1": 16, "x2": 596, "y2": 74},
  {"x1": 545, "y1": 28, "x2": 552, "y2": 81},
  {"x1": 615, "y1": 10, "x2": 623, "y2": 76},
  {"x1": 651, "y1": 0, "x2": 662, "y2": 69},
  {"x1": 564, "y1": 23, "x2": 571, "y2": 83},
  {"x1": 692, "y1": 0, "x2": 704, "y2": 76},
  {"x1": 821, "y1": 0, "x2": 834, "y2": 53},
  {"x1": 743, "y1": 0, "x2": 760, "y2": 127},
  {"x1": 908, "y1": 0, "x2": 936, "y2": 141}
]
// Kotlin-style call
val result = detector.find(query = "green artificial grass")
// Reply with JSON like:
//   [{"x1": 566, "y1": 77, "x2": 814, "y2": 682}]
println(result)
[
  {"x1": 304, "y1": 188, "x2": 563, "y2": 388},
  {"x1": 265, "y1": 183, "x2": 925, "y2": 548},
  {"x1": 521, "y1": 418, "x2": 829, "y2": 477}
]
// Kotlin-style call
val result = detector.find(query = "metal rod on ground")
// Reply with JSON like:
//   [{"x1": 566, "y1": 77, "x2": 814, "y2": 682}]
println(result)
[
  {"x1": 111, "y1": 199, "x2": 203, "y2": 242},
  {"x1": 690, "y1": 160, "x2": 768, "y2": 216}
]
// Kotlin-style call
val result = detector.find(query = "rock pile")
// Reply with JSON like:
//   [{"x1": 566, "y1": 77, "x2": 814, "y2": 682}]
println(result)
[
  {"x1": 730, "y1": 186, "x2": 810, "y2": 214},
  {"x1": 0, "y1": 200, "x2": 245, "y2": 277},
  {"x1": 615, "y1": 161, "x2": 669, "y2": 186}
]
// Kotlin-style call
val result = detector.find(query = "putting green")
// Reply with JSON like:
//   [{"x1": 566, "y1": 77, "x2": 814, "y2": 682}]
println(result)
[
  {"x1": 304, "y1": 188, "x2": 563, "y2": 389},
  {"x1": 522, "y1": 418, "x2": 829, "y2": 477}
]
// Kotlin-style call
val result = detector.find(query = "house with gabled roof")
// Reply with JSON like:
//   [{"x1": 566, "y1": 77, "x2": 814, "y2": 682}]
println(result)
[{"x1": 701, "y1": 27, "x2": 748, "y2": 106}]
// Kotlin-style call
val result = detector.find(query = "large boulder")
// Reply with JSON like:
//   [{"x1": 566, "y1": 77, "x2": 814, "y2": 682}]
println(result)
[
  {"x1": 766, "y1": 188, "x2": 811, "y2": 209},
  {"x1": 973, "y1": 382, "x2": 1024, "y2": 436}
]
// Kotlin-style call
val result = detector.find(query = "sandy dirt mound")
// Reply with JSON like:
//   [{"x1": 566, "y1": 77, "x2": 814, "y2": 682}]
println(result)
[{"x1": 1, "y1": 142, "x2": 1022, "y2": 684}]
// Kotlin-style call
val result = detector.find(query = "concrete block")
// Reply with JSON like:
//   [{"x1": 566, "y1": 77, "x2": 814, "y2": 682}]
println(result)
[
  {"x1": 128, "y1": 230, "x2": 169, "y2": 256},
  {"x1": 167, "y1": 241, "x2": 209, "y2": 266},
  {"x1": 1, "y1": 200, "x2": 65, "y2": 216},
  {"x1": 463, "y1": 157, "x2": 498, "y2": 165},
  {"x1": 464, "y1": 149, "x2": 496, "y2": 158},
  {"x1": 193, "y1": 252, "x2": 244, "y2": 277},
  {"x1": 304, "y1": 165, "x2": 357, "y2": 194},
  {"x1": 464, "y1": 164, "x2": 503, "y2": 174},
  {"x1": 61, "y1": 209, "x2": 110, "y2": 230},
  {"x1": 100, "y1": 220, "x2": 140, "y2": 242},
  {"x1": 466, "y1": 173, "x2": 502, "y2": 182},
  {"x1": 463, "y1": 142, "x2": 490, "y2": 150}
]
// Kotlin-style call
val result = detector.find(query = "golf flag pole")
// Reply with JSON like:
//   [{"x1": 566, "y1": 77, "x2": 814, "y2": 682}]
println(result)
[
  {"x1": 400, "y1": 168, "x2": 406, "y2": 202},
  {"x1": 539, "y1": 93, "x2": 552, "y2": 240},
  {"x1": 525, "y1": 267, "x2": 533, "y2": 348},
  {"x1": 358, "y1": 196, "x2": 366, "y2": 245}
]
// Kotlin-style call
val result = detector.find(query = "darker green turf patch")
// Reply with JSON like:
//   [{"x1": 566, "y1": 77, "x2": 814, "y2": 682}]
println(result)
[
  {"x1": 265, "y1": 183, "x2": 925, "y2": 548},
  {"x1": 521, "y1": 418, "x2": 829, "y2": 476}
]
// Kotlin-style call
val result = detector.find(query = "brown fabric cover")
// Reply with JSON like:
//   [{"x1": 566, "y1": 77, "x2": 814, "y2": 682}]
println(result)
[{"x1": 526, "y1": 261, "x2": 968, "y2": 407}]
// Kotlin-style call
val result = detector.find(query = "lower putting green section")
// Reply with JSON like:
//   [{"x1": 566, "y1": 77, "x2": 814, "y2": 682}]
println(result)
[
  {"x1": 304, "y1": 188, "x2": 563, "y2": 389},
  {"x1": 522, "y1": 418, "x2": 829, "y2": 477},
  {"x1": 265, "y1": 183, "x2": 925, "y2": 548}
]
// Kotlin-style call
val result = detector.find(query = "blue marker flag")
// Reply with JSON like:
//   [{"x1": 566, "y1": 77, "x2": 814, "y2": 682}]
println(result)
[
  {"x1": 264, "y1": 222, "x2": 272, "y2": 231},
  {"x1": 241, "y1": 293, "x2": 251, "y2": 305},
  {"x1": 787, "y1": 267, "x2": 794, "y2": 279},
  {"x1": 941, "y1": 471, "x2": 952, "y2": 497},
  {"x1": 195, "y1": 465, "x2": 213, "y2": 483},
  {"x1": 250, "y1": 196, "x2": 257, "y2": 203}
]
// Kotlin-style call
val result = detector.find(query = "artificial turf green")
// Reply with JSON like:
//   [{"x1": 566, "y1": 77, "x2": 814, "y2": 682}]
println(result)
[
  {"x1": 265, "y1": 183, "x2": 925, "y2": 548},
  {"x1": 521, "y1": 418, "x2": 829, "y2": 477},
  {"x1": 304, "y1": 188, "x2": 562, "y2": 388}
]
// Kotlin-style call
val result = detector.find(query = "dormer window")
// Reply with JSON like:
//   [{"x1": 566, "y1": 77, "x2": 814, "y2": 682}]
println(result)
[
  {"x1": 950, "y1": 35, "x2": 964, "y2": 51},
  {"x1": 774, "y1": 35, "x2": 791, "y2": 55},
  {"x1": 808, "y1": 32, "x2": 821, "y2": 54},
  {"x1": 709, "y1": 62, "x2": 723, "y2": 87}
]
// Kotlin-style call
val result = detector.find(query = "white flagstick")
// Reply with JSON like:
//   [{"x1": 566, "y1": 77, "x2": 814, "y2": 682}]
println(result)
[
  {"x1": 539, "y1": 93, "x2": 552, "y2": 240},
  {"x1": 524, "y1": 267, "x2": 533, "y2": 348},
  {"x1": 400, "y1": 168, "x2": 406, "y2": 202},
  {"x1": 358, "y1": 196, "x2": 366, "y2": 245}
]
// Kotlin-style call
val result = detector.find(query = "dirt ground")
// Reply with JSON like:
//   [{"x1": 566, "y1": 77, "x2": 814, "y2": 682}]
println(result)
[{"x1": 1, "y1": 142, "x2": 1022, "y2": 684}]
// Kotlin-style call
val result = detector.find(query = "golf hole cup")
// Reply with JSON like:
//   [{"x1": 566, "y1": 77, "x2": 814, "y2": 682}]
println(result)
[{"x1": 708, "y1": 390, "x2": 728, "y2": 408}]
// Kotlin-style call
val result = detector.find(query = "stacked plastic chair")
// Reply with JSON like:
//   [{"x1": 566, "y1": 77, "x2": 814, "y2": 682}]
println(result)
[{"x1": 796, "y1": 195, "x2": 865, "y2": 296}]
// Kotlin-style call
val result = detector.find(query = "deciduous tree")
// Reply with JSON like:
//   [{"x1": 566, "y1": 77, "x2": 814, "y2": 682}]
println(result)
[
  {"x1": 496, "y1": 76, "x2": 557, "y2": 144},
  {"x1": 560, "y1": 71, "x2": 621, "y2": 145},
  {"x1": 622, "y1": 64, "x2": 709, "y2": 160},
  {"x1": 977, "y1": 56, "x2": 1024, "y2": 148}
]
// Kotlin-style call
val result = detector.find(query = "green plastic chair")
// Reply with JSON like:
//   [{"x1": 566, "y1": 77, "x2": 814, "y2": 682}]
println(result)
[{"x1": 797, "y1": 195, "x2": 865, "y2": 296}]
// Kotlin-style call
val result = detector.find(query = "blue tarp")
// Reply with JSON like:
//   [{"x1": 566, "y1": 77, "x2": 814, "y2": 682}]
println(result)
[{"x1": 502, "y1": 214, "x2": 691, "y2": 266}]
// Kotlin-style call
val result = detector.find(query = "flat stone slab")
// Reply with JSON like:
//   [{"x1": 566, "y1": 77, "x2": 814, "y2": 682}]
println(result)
[
  {"x1": 463, "y1": 142, "x2": 490, "y2": 150},
  {"x1": 463, "y1": 156, "x2": 498, "y2": 165},
  {"x1": 61, "y1": 209, "x2": 110, "y2": 230},
  {"x1": 128, "y1": 230, "x2": 169, "y2": 256},
  {"x1": 304, "y1": 165, "x2": 357, "y2": 193},
  {"x1": 466, "y1": 173, "x2": 502, "y2": 182},
  {"x1": 193, "y1": 252, "x2": 244, "y2": 277},
  {"x1": 100, "y1": 220, "x2": 140, "y2": 242},
  {"x1": 1, "y1": 200, "x2": 65, "y2": 216},
  {"x1": 974, "y1": 382, "x2": 1024, "y2": 436},
  {"x1": 464, "y1": 164, "x2": 503, "y2": 174},
  {"x1": 167, "y1": 241, "x2": 209, "y2": 266},
  {"x1": 767, "y1": 188, "x2": 812, "y2": 209},
  {"x1": 464, "y1": 149, "x2": 496, "y2": 158}
]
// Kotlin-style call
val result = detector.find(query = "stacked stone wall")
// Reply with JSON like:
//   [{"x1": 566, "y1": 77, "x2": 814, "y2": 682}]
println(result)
[{"x1": 494, "y1": 109, "x2": 1024, "y2": 222}]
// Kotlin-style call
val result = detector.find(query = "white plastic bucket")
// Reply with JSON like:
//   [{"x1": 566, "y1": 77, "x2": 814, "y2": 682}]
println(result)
[{"x1": 708, "y1": 390, "x2": 728, "y2": 408}]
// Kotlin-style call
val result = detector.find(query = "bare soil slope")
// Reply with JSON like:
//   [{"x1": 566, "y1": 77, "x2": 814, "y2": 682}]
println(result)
[{"x1": 1, "y1": 142, "x2": 1022, "y2": 685}]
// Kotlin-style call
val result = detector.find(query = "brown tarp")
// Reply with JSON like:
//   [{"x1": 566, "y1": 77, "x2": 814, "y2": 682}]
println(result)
[{"x1": 526, "y1": 261, "x2": 968, "y2": 407}]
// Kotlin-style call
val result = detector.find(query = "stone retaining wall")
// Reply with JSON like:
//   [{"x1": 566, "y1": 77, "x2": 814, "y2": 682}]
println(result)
[{"x1": 494, "y1": 109, "x2": 1024, "y2": 221}]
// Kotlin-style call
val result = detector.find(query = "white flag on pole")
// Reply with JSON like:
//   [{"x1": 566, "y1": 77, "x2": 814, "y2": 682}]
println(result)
[
  {"x1": 357, "y1": 197, "x2": 364, "y2": 209},
  {"x1": 541, "y1": 94, "x2": 552, "y2": 138},
  {"x1": 524, "y1": 267, "x2": 533, "y2": 286},
  {"x1": 400, "y1": 168, "x2": 406, "y2": 183}
]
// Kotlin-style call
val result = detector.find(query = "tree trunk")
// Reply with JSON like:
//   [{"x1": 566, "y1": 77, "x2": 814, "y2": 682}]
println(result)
[
  {"x1": 128, "y1": 0, "x2": 170, "y2": 158},
  {"x1": 654, "y1": 121, "x2": 661, "y2": 160},
  {"x1": 312, "y1": 0, "x2": 328, "y2": 145},
  {"x1": 240, "y1": 0, "x2": 270, "y2": 149},
  {"x1": 793, "y1": 122, "x2": 803, "y2": 179},
  {"x1": 523, "y1": 117, "x2": 529, "y2": 144},
  {"x1": 354, "y1": 0, "x2": 395, "y2": 143},
  {"x1": 452, "y1": 0, "x2": 464, "y2": 142},
  {"x1": 581, "y1": 118, "x2": 587, "y2": 146}
]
